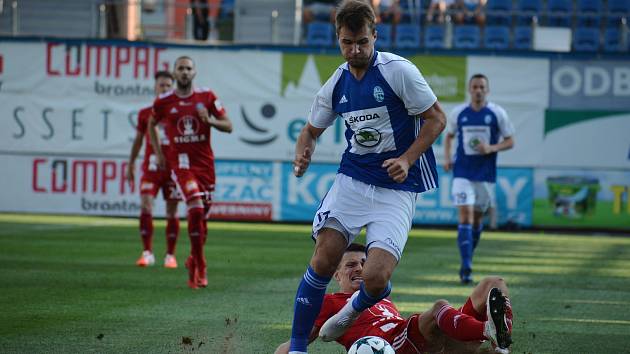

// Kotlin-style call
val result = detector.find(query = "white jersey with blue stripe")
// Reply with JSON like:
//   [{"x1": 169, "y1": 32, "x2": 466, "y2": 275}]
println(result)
[
  {"x1": 447, "y1": 101, "x2": 514, "y2": 182},
  {"x1": 308, "y1": 51, "x2": 438, "y2": 193}
]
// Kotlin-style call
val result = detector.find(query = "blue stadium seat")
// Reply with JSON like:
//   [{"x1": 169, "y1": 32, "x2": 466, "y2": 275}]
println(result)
[
  {"x1": 576, "y1": 0, "x2": 602, "y2": 26},
  {"x1": 573, "y1": 27, "x2": 600, "y2": 51},
  {"x1": 305, "y1": 22, "x2": 333, "y2": 46},
  {"x1": 486, "y1": 0, "x2": 514, "y2": 25},
  {"x1": 484, "y1": 25, "x2": 511, "y2": 49},
  {"x1": 513, "y1": 25, "x2": 533, "y2": 49},
  {"x1": 546, "y1": 0, "x2": 573, "y2": 27},
  {"x1": 394, "y1": 24, "x2": 421, "y2": 49},
  {"x1": 453, "y1": 25, "x2": 481, "y2": 49},
  {"x1": 516, "y1": 0, "x2": 543, "y2": 24},
  {"x1": 376, "y1": 23, "x2": 393, "y2": 49},
  {"x1": 424, "y1": 25, "x2": 445, "y2": 49},
  {"x1": 606, "y1": 0, "x2": 630, "y2": 25},
  {"x1": 603, "y1": 26, "x2": 623, "y2": 51}
]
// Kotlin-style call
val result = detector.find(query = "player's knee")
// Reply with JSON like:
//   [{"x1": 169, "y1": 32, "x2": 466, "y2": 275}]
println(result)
[
  {"x1": 362, "y1": 271, "x2": 390, "y2": 294},
  {"x1": 481, "y1": 276, "x2": 506, "y2": 289},
  {"x1": 310, "y1": 254, "x2": 338, "y2": 277}
]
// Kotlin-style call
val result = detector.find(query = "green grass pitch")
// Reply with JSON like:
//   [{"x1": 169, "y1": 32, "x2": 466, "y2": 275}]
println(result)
[{"x1": 1, "y1": 213, "x2": 629, "y2": 353}]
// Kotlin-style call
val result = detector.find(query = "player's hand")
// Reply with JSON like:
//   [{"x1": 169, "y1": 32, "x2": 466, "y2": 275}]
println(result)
[
  {"x1": 382, "y1": 157, "x2": 410, "y2": 183},
  {"x1": 156, "y1": 153, "x2": 166, "y2": 170},
  {"x1": 196, "y1": 103, "x2": 210, "y2": 124},
  {"x1": 293, "y1": 147, "x2": 312, "y2": 177},
  {"x1": 476, "y1": 142, "x2": 494, "y2": 155},
  {"x1": 125, "y1": 162, "x2": 135, "y2": 186},
  {"x1": 443, "y1": 158, "x2": 452, "y2": 172}
]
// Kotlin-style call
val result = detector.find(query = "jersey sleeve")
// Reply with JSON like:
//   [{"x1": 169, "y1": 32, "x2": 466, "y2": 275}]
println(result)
[
  {"x1": 314, "y1": 295, "x2": 337, "y2": 328},
  {"x1": 308, "y1": 68, "x2": 342, "y2": 129},
  {"x1": 381, "y1": 60, "x2": 437, "y2": 116},
  {"x1": 207, "y1": 90, "x2": 227, "y2": 118},
  {"x1": 446, "y1": 104, "x2": 465, "y2": 135},
  {"x1": 495, "y1": 104, "x2": 515, "y2": 138}
]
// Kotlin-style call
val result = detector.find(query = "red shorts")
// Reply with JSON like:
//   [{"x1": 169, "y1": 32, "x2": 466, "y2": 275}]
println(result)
[
  {"x1": 387, "y1": 314, "x2": 427, "y2": 353},
  {"x1": 171, "y1": 169, "x2": 215, "y2": 203},
  {"x1": 139, "y1": 170, "x2": 180, "y2": 201}
]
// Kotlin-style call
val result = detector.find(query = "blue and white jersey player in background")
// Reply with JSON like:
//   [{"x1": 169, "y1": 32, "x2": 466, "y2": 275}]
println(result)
[
  {"x1": 286, "y1": 1, "x2": 446, "y2": 353},
  {"x1": 443, "y1": 73, "x2": 515, "y2": 284}
]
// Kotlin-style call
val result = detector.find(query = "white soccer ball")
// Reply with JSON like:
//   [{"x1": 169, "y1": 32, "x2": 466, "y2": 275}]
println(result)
[{"x1": 347, "y1": 336, "x2": 395, "y2": 354}]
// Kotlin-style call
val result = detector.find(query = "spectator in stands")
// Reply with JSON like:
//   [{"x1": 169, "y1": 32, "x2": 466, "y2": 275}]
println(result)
[
  {"x1": 451, "y1": 0, "x2": 486, "y2": 25},
  {"x1": 303, "y1": 0, "x2": 340, "y2": 24},
  {"x1": 425, "y1": 0, "x2": 456, "y2": 24},
  {"x1": 372, "y1": 0, "x2": 402, "y2": 25},
  {"x1": 190, "y1": 0, "x2": 221, "y2": 40}
]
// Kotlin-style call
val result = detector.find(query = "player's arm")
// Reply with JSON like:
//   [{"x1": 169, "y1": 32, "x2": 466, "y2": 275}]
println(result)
[
  {"x1": 477, "y1": 106, "x2": 515, "y2": 154},
  {"x1": 147, "y1": 116, "x2": 166, "y2": 170},
  {"x1": 477, "y1": 135, "x2": 514, "y2": 155},
  {"x1": 126, "y1": 131, "x2": 144, "y2": 185},
  {"x1": 293, "y1": 122, "x2": 325, "y2": 177},
  {"x1": 383, "y1": 101, "x2": 447, "y2": 183},
  {"x1": 274, "y1": 327, "x2": 320, "y2": 354},
  {"x1": 443, "y1": 131, "x2": 455, "y2": 172}
]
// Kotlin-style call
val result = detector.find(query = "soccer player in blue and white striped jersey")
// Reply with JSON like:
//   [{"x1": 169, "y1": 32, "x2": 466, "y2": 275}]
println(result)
[
  {"x1": 286, "y1": 1, "x2": 446, "y2": 353},
  {"x1": 444, "y1": 74, "x2": 515, "y2": 284}
]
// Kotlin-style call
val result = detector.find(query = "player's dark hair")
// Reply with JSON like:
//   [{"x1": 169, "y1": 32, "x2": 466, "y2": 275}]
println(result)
[
  {"x1": 346, "y1": 243, "x2": 367, "y2": 254},
  {"x1": 335, "y1": 0, "x2": 376, "y2": 35},
  {"x1": 174, "y1": 56, "x2": 195, "y2": 69},
  {"x1": 469, "y1": 73, "x2": 489, "y2": 85},
  {"x1": 154, "y1": 70, "x2": 174, "y2": 81}
]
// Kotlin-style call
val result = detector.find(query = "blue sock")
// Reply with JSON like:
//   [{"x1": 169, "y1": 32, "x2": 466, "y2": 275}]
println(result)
[
  {"x1": 472, "y1": 224, "x2": 483, "y2": 251},
  {"x1": 289, "y1": 266, "x2": 331, "y2": 352},
  {"x1": 457, "y1": 224, "x2": 473, "y2": 271},
  {"x1": 351, "y1": 281, "x2": 392, "y2": 312}
]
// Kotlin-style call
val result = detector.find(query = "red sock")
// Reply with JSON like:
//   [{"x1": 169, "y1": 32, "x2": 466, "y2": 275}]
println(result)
[
  {"x1": 435, "y1": 304, "x2": 486, "y2": 342},
  {"x1": 201, "y1": 219, "x2": 208, "y2": 245},
  {"x1": 187, "y1": 207, "x2": 204, "y2": 262},
  {"x1": 139, "y1": 212, "x2": 153, "y2": 252},
  {"x1": 166, "y1": 217, "x2": 179, "y2": 255}
]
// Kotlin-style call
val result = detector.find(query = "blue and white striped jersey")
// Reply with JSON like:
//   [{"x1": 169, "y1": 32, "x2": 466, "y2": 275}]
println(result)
[
  {"x1": 447, "y1": 102, "x2": 514, "y2": 182},
  {"x1": 308, "y1": 51, "x2": 439, "y2": 193}
]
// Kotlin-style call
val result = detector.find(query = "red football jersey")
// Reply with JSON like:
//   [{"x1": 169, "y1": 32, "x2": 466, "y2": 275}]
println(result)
[
  {"x1": 152, "y1": 88, "x2": 226, "y2": 176},
  {"x1": 136, "y1": 105, "x2": 172, "y2": 172},
  {"x1": 314, "y1": 293, "x2": 407, "y2": 350}
]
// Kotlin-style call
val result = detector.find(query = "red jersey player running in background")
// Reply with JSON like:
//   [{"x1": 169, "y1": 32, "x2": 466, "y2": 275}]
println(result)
[
  {"x1": 276, "y1": 243, "x2": 513, "y2": 353},
  {"x1": 127, "y1": 71, "x2": 181, "y2": 269},
  {"x1": 149, "y1": 56, "x2": 233, "y2": 289}
]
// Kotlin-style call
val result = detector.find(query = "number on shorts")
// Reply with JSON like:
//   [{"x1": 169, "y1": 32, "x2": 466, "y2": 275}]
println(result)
[
  {"x1": 178, "y1": 153, "x2": 190, "y2": 169},
  {"x1": 317, "y1": 210, "x2": 330, "y2": 223}
]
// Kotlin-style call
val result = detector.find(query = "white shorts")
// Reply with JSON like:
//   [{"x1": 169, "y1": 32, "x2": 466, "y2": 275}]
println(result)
[
  {"x1": 312, "y1": 174, "x2": 417, "y2": 261},
  {"x1": 451, "y1": 177, "x2": 496, "y2": 212}
]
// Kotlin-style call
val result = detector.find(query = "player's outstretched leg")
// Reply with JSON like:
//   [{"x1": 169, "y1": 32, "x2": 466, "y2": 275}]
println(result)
[
  {"x1": 289, "y1": 266, "x2": 331, "y2": 353},
  {"x1": 319, "y1": 281, "x2": 391, "y2": 341},
  {"x1": 483, "y1": 287, "x2": 512, "y2": 353}
]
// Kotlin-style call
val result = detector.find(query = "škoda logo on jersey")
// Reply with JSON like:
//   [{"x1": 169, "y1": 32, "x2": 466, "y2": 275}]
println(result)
[{"x1": 175, "y1": 116, "x2": 207, "y2": 143}]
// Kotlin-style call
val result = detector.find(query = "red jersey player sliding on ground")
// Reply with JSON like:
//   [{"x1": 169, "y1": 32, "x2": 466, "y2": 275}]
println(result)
[
  {"x1": 149, "y1": 56, "x2": 233, "y2": 289},
  {"x1": 276, "y1": 243, "x2": 513, "y2": 354},
  {"x1": 127, "y1": 70, "x2": 182, "y2": 269}
]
